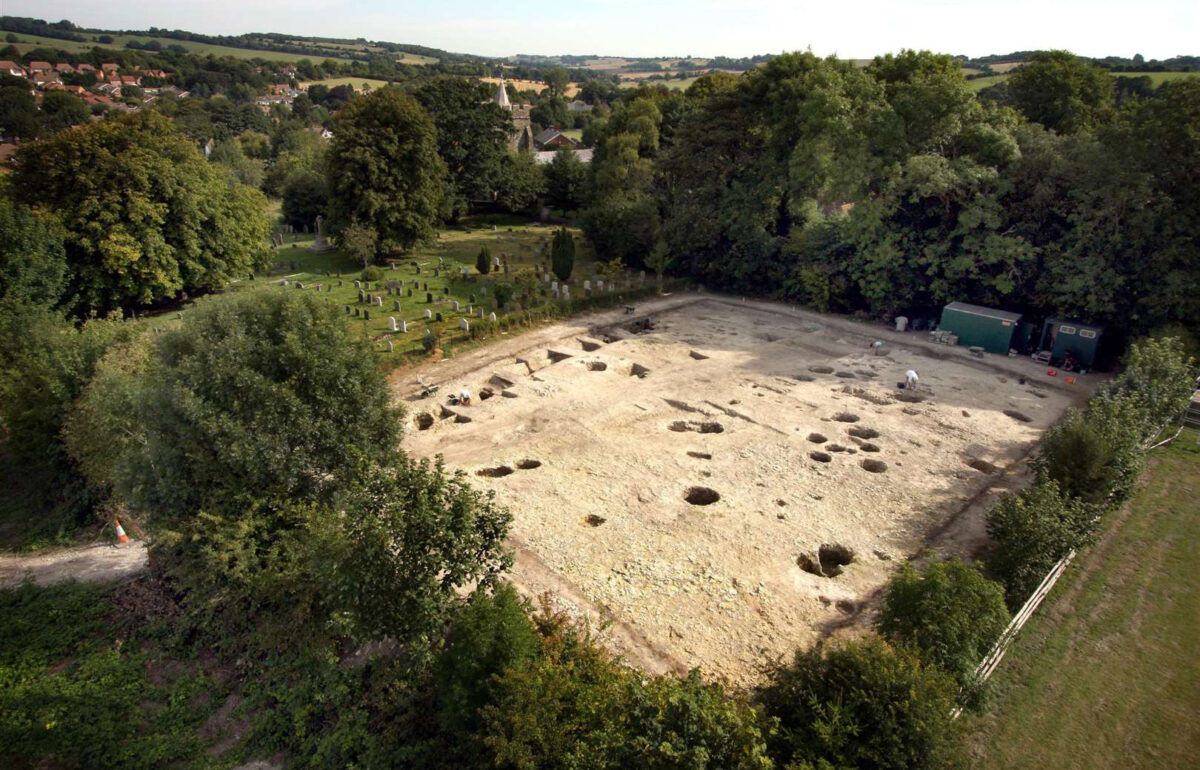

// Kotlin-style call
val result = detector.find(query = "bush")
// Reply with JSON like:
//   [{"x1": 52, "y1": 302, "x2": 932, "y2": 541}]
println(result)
[
  {"x1": 422, "y1": 329, "x2": 440, "y2": 353},
  {"x1": 758, "y1": 636, "x2": 963, "y2": 769},
  {"x1": 69, "y1": 291, "x2": 402, "y2": 525},
  {"x1": 476, "y1": 246, "x2": 491, "y2": 275},
  {"x1": 985, "y1": 480, "x2": 1100, "y2": 607},
  {"x1": 877, "y1": 560, "x2": 1009, "y2": 704},
  {"x1": 1105, "y1": 335, "x2": 1197, "y2": 441},
  {"x1": 360, "y1": 265, "x2": 383, "y2": 282}
]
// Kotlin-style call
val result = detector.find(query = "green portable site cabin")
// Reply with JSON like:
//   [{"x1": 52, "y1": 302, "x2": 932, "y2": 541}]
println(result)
[
  {"x1": 938, "y1": 302, "x2": 1023, "y2": 355},
  {"x1": 1038, "y1": 318, "x2": 1104, "y2": 371}
]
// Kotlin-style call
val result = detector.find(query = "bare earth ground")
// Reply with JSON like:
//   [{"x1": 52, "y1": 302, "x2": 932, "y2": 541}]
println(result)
[
  {"x1": 394, "y1": 294, "x2": 1091, "y2": 684},
  {"x1": 0, "y1": 543, "x2": 148, "y2": 588}
]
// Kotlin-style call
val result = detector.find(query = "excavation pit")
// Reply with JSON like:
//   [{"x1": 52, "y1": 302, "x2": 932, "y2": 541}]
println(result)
[
  {"x1": 414, "y1": 413, "x2": 434, "y2": 430},
  {"x1": 810, "y1": 451, "x2": 833, "y2": 463},
  {"x1": 809, "y1": 365, "x2": 835, "y2": 374},
  {"x1": 689, "y1": 350, "x2": 710, "y2": 360},
  {"x1": 517, "y1": 459, "x2": 543, "y2": 470},
  {"x1": 860, "y1": 459, "x2": 888, "y2": 473},
  {"x1": 967, "y1": 458, "x2": 997, "y2": 474},
  {"x1": 833, "y1": 412, "x2": 861, "y2": 423},
  {"x1": 476, "y1": 465, "x2": 514, "y2": 478},
  {"x1": 807, "y1": 433, "x2": 828, "y2": 444},
  {"x1": 684, "y1": 486, "x2": 721, "y2": 506},
  {"x1": 687, "y1": 451, "x2": 713, "y2": 459},
  {"x1": 587, "y1": 361, "x2": 608, "y2": 372},
  {"x1": 583, "y1": 514, "x2": 607, "y2": 527},
  {"x1": 847, "y1": 426, "x2": 880, "y2": 439},
  {"x1": 860, "y1": 442, "x2": 881, "y2": 453}
]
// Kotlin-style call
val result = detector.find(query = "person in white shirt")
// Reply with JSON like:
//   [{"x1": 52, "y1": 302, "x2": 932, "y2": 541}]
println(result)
[
  {"x1": 460, "y1": 388, "x2": 472, "y2": 406},
  {"x1": 905, "y1": 369, "x2": 919, "y2": 390}
]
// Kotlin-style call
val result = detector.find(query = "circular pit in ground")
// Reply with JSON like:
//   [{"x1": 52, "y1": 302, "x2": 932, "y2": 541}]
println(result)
[{"x1": 684, "y1": 486, "x2": 720, "y2": 506}]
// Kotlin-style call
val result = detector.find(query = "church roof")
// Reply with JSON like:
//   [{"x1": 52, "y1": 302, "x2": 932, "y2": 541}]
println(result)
[{"x1": 494, "y1": 76, "x2": 511, "y2": 109}]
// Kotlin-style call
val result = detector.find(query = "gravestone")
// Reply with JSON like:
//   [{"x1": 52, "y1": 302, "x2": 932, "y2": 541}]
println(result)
[
  {"x1": 388, "y1": 317, "x2": 397, "y2": 332},
  {"x1": 399, "y1": 320, "x2": 407, "y2": 332},
  {"x1": 358, "y1": 290, "x2": 365, "y2": 303},
  {"x1": 424, "y1": 309, "x2": 432, "y2": 319},
  {"x1": 452, "y1": 301, "x2": 460, "y2": 311},
  {"x1": 354, "y1": 308, "x2": 360, "y2": 317},
  {"x1": 443, "y1": 287, "x2": 449, "y2": 294},
  {"x1": 426, "y1": 292, "x2": 433, "y2": 303},
  {"x1": 354, "y1": 280, "x2": 361, "y2": 289},
  {"x1": 345, "y1": 306, "x2": 351, "y2": 314},
  {"x1": 562, "y1": 286, "x2": 570, "y2": 300},
  {"x1": 393, "y1": 300, "x2": 401, "y2": 311},
  {"x1": 364, "y1": 310, "x2": 370, "y2": 320},
  {"x1": 375, "y1": 297, "x2": 383, "y2": 307},
  {"x1": 469, "y1": 294, "x2": 475, "y2": 303},
  {"x1": 597, "y1": 280, "x2": 604, "y2": 291},
  {"x1": 459, "y1": 318, "x2": 469, "y2": 331},
  {"x1": 467, "y1": 305, "x2": 472, "y2": 315},
  {"x1": 422, "y1": 282, "x2": 428, "y2": 291},
  {"x1": 407, "y1": 288, "x2": 413, "y2": 297},
  {"x1": 435, "y1": 312, "x2": 443, "y2": 322},
  {"x1": 281, "y1": 279, "x2": 289, "y2": 286},
  {"x1": 387, "y1": 341, "x2": 394, "y2": 352},
  {"x1": 390, "y1": 263, "x2": 395, "y2": 270},
  {"x1": 489, "y1": 312, "x2": 497, "y2": 322}
]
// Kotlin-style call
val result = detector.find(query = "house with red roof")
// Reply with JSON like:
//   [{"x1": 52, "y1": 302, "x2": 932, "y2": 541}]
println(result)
[
  {"x1": 0, "y1": 60, "x2": 24, "y2": 78},
  {"x1": 28, "y1": 61, "x2": 53, "y2": 73}
]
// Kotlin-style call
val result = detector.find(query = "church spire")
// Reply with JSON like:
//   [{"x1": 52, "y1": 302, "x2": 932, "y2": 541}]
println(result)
[{"x1": 494, "y1": 74, "x2": 511, "y2": 109}]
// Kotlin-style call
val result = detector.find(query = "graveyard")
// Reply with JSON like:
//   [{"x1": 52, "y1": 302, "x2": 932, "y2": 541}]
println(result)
[
  {"x1": 224, "y1": 218, "x2": 645, "y2": 361},
  {"x1": 397, "y1": 294, "x2": 1091, "y2": 683}
]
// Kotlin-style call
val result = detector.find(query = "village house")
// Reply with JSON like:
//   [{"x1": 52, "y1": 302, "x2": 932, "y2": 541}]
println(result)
[
  {"x1": 54, "y1": 62, "x2": 75, "y2": 74},
  {"x1": 32, "y1": 73, "x2": 63, "y2": 89},
  {"x1": 101, "y1": 62, "x2": 120, "y2": 76},
  {"x1": 76, "y1": 63, "x2": 95, "y2": 74},
  {"x1": 120, "y1": 75, "x2": 142, "y2": 87},
  {"x1": 0, "y1": 60, "x2": 24, "y2": 78},
  {"x1": 27, "y1": 61, "x2": 53, "y2": 73},
  {"x1": 533, "y1": 128, "x2": 578, "y2": 150},
  {"x1": 567, "y1": 99, "x2": 592, "y2": 113}
]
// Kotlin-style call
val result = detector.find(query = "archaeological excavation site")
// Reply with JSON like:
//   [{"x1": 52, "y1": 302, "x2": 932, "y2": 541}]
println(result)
[{"x1": 395, "y1": 294, "x2": 1088, "y2": 684}]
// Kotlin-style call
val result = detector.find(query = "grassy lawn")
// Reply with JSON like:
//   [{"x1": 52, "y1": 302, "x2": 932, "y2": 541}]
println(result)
[
  {"x1": 966, "y1": 429, "x2": 1200, "y2": 769},
  {"x1": 300, "y1": 77, "x2": 393, "y2": 90}
]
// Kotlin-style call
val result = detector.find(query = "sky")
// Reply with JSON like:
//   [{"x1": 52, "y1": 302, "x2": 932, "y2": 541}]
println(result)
[{"x1": 5, "y1": 0, "x2": 1198, "y2": 61}]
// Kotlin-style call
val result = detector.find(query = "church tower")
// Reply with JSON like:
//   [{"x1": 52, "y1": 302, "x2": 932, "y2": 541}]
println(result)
[{"x1": 493, "y1": 74, "x2": 532, "y2": 152}]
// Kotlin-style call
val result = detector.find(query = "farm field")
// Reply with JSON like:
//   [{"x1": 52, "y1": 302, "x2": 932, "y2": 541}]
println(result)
[
  {"x1": 301, "y1": 77, "x2": 393, "y2": 90},
  {"x1": 397, "y1": 296, "x2": 1089, "y2": 683},
  {"x1": 966, "y1": 430, "x2": 1200, "y2": 770},
  {"x1": 482, "y1": 76, "x2": 581, "y2": 98},
  {"x1": 0, "y1": 29, "x2": 342, "y2": 62},
  {"x1": 970, "y1": 70, "x2": 1200, "y2": 90}
]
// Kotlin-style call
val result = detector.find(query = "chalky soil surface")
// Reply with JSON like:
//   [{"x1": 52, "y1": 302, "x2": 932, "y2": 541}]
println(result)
[{"x1": 397, "y1": 296, "x2": 1086, "y2": 684}]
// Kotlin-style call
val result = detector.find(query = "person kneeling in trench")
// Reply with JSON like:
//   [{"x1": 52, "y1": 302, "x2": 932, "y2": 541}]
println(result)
[
  {"x1": 905, "y1": 369, "x2": 919, "y2": 390},
  {"x1": 459, "y1": 388, "x2": 472, "y2": 406}
]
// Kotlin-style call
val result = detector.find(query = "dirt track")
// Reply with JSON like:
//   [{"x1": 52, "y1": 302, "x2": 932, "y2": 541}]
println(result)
[
  {"x1": 0, "y1": 543, "x2": 148, "y2": 589},
  {"x1": 393, "y1": 293, "x2": 1091, "y2": 683}
]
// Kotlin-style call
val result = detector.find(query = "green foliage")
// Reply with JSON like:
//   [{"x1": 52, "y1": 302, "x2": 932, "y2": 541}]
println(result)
[
  {"x1": 1105, "y1": 336, "x2": 1197, "y2": 440},
  {"x1": 360, "y1": 264, "x2": 383, "y2": 282},
  {"x1": 758, "y1": 636, "x2": 963, "y2": 769},
  {"x1": 0, "y1": 582, "x2": 223, "y2": 770},
  {"x1": 494, "y1": 151, "x2": 546, "y2": 214},
  {"x1": 646, "y1": 239, "x2": 670, "y2": 293},
  {"x1": 0, "y1": 196, "x2": 69, "y2": 307},
  {"x1": 69, "y1": 291, "x2": 402, "y2": 524},
  {"x1": 476, "y1": 246, "x2": 491, "y2": 275},
  {"x1": 435, "y1": 583, "x2": 540, "y2": 734},
  {"x1": 0, "y1": 305, "x2": 135, "y2": 534},
  {"x1": 580, "y1": 196, "x2": 661, "y2": 268},
  {"x1": 877, "y1": 560, "x2": 1009, "y2": 701},
  {"x1": 1007, "y1": 50, "x2": 1114, "y2": 133},
  {"x1": 483, "y1": 620, "x2": 772, "y2": 769},
  {"x1": 985, "y1": 481, "x2": 1100, "y2": 607},
  {"x1": 342, "y1": 220, "x2": 380, "y2": 267},
  {"x1": 311, "y1": 456, "x2": 512, "y2": 646},
  {"x1": 37, "y1": 90, "x2": 89, "y2": 134},
  {"x1": 13, "y1": 111, "x2": 271, "y2": 315},
  {"x1": 416, "y1": 77, "x2": 513, "y2": 214},
  {"x1": 422, "y1": 328, "x2": 440, "y2": 352},
  {"x1": 544, "y1": 146, "x2": 588, "y2": 214},
  {"x1": 0, "y1": 84, "x2": 38, "y2": 139},
  {"x1": 327, "y1": 89, "x2": 445, "y2": 252},
  {"x1": 551, "y1": 227, "x2": 575, "y2": 281}
]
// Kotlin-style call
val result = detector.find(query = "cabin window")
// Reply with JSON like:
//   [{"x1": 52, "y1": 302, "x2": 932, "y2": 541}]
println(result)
[
  {"x1": 1059, "y1": 325, "x2": 1077, "y2": 335},
  {"x1": 1079, "y1": 329, "x2": 1097, "y2": 339}
]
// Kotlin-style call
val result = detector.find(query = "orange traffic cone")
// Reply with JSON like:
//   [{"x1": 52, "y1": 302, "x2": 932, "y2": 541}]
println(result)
[{"x1": 114, "y1": 518, "x2": 130, "y2": 544}]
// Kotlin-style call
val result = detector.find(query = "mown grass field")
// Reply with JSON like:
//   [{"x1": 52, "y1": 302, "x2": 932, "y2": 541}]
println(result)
[
  {"x1": 967, "y1": 428, "x2": 1200, "y2": 769},
  {"x1": 1, "y1": 29, "x2": 362, "y2": 63},
  {"x1": 300, "y1": 77, "x2": 393, "y2": 90},
  {"x1": 969, "y1": 70, "x2": 1200, "y2": 91}
]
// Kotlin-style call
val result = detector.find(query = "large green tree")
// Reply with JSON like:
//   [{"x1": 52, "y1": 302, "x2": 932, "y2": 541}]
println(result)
[
  {"x1": 13, "y1": 111, "x2": 271, "y2": 315},
  {"x1": 37, "y1": 90, "x2": 89, "y2": 134},
  {"x1": 1007, "y1": 50, "x2": 1114, "y2": 134},
  {"x1": 69, "y1": 291, "x2": 402, "y2": 523},
  {"x1": 0, "y1": 196, "x2": 69, "y2": 307},
  {"x1": 416, "y1": 76, "x2": 513, "y2": 216},
  {"x1": 327, "y1": 89, "x2": 445, "y2": 254},
  {"x1": 544, "y1": 146, "x2": 588, "y2": 215}
]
